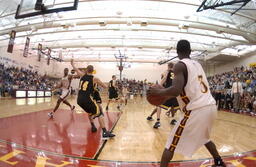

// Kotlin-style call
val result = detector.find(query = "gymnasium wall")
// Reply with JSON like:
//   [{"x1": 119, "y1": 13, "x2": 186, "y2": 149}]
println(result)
[
  {"x1": 57, "y1": 62, "x2": 167, "y2": 89},
  {"x1": 0, "y1": 43, "x2": 168, "y2": 90},
  {"x1": 0, "y1": 45, "x2": 58, "y2": 77},
  {"x1": 212, "y1": 53, "x2": 256, "y2": 75}
]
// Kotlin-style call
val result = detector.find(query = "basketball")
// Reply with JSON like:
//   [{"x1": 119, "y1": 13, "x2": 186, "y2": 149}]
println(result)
[{"x1": 146, "y1": 84, "x2": 167, "y2": 106}]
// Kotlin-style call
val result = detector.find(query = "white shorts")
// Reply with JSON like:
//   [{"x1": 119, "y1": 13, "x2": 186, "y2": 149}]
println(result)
[
  {"x1": 165, "y1": 105, "x2": 217, "y2": 157},
  {"x1": 60, "y1": 88, "x2": 70, "y2": 100},
  {"x1": 253, "y1": 101, "x2": 256, "y2": 107}
]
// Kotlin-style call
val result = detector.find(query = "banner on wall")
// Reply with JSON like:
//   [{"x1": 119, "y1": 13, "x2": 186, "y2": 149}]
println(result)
[
  {"x1": 59, "y1": 49, "x2": 62, "y2": 61},
  {"x1": 47, "y1": 48, "x2": 51, "y2": 65},
  {"x1": 7, "y1": 30, "x2": 16, "y2": 53},
  {"x1": 23, "y1": 37, "x2": 30, "y2": 57},
  {"x1": 38, "y1": 43, "x2": 42, "y2": 62}
]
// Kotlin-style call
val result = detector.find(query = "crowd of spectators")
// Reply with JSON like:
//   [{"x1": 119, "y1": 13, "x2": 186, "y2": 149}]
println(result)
[
  {"x1": 116, "y1": 78, "x2": 149, "y2": 97},
  {"x1": 1, "y1": 62, "x2": 256, "y2": 116},
  {"x1": 0, "y1": 63, "x2": 56, "y2": 97},
  {"x1": 208, "y1": 65, "x2": 256, "y2": 116}
]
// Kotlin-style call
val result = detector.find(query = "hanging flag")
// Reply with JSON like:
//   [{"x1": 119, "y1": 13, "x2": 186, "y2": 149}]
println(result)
[
  {"x1": 59, "y1": 49, "x2": 62, "y2": 61},
  {"x1": 7, "y1": 30, "x2": 16, "y2": 53},
  {"x1": 47, "y1": 48, "x2": 51, "y2": 65},
  {"x1": 38, "y1": 43, "x2": 42, "y2": 62},
  {"x1": 23, "y1": 37, "x2": 30, "y2": 57}
]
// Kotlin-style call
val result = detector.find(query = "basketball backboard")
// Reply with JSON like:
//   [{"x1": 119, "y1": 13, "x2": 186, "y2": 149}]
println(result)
[
  {"x1": 15, "y1": 0, "x2": 78, "y2": 19},
  {"x1": 197, "y1": 0, "x2": 252, "y2": 15}
]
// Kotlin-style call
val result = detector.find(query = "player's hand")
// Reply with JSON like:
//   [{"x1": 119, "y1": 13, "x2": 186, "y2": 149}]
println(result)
[{"x1": 147, "y1": 87, "x2": 163, "y2": 96}]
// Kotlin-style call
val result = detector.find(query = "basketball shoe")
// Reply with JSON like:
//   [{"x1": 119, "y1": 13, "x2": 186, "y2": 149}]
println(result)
[
  {"x1": 48, "y1": 112, "x2": 54, "y2": 118},
  {"x1": 212, "y1": 157, "x2": 226, "y2": 167},
  {"x1": 102, "y1": 131, "x2": 115, "y2": 140},
  {"x1": 147, "y1": 116, "x2": 153, "y2": 121},
  {"x1": 153, "y1": 122, "x2": 160, "y2": 128}
]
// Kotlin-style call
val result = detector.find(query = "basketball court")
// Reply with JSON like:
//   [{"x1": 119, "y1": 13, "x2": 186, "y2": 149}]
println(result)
[{"x1": 0, "y1": 0, "x2": 256, "y2": 167}]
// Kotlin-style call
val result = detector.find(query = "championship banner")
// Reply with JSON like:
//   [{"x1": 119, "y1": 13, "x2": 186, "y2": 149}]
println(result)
[
  {"x1": 47, "y1": 48, "x2": 51, "y2": 65},
  {"x1": 38, "y1": 43, "x2": 42, "y2": 62},
  {"x1": 23, "y1": 37, "x2": 30, "y2": 57},
  {"x1": 59, "y1": 49, "x2": 62, "y2": 61},
  {"x1": 7, "y1": 30, "x2": 16, "y2": 53}
]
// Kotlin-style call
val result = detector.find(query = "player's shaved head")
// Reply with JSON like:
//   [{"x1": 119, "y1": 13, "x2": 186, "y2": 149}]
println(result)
[
  {"x1": 64, "y1": 68, "x2": 69, "y2": 75},
  {"x1": 177, "y1": 39, "x2": 191, "y2": 59}
]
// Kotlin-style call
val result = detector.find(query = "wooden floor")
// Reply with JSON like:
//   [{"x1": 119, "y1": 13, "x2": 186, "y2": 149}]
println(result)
[{"x1": 0, "y1": 95, "x2": 256, "y2": 163}]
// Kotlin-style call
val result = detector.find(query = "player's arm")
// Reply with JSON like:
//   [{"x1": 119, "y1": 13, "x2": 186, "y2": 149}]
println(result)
[
  {"x1": 94, "y1": 77, "x2": 107, "y2": 89},
  {"x1": 69, "y1": 74, "x2": 80, "y2": 79},
  {"x1": 53, "y1": 81, "x2": 62, "y2": 91},
  {"x1": 147, "y1": 62, "x2": 185, "y2": 98},
  {"x1": 160, "y1": 71, "x2": 168, "y2": 86},
  {"x1": 71, "y1": 59, "x2": 85, "y2": 77}
]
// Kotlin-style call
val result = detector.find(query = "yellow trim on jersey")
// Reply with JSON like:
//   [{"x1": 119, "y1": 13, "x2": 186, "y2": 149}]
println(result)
[
  {"x1": 168, "y1": 106, "x2": 192, "y2": 152},
  {"x1": 179, "y1": 125, "x2": 185, "y2": 128},
  {"x1": 159, "y1": 105, "x2": 169, "y2": 110},
  {"x1": 159, "y1": 105, "x2": 180, "y2": 110},
  {"x1": 184, "y1": 114, "x2": 189, "y2": 118},
  {"x1": 90, "y1": 96, "x2": 100, "y2": 117}
]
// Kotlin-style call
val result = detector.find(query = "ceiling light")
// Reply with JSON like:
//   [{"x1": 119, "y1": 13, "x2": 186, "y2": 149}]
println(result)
[
  {"x1": 184, "y1": 15, "x2": 190, "y2": 19},
  {"x1": 126, "y1": 20, "x2": 132, "y2": 26},
  {"x1": 31, "y1": 26, "x2": 37, "y2": 32},
  {"x1": 99, "y1": 21, "x2": 106, "y2": 26},
  {"x1": 116, "y1": 11, "x2": 123, "y2": 15},
  {"x1": 140, "y1": 20, "x2": 148, "y2": 26},
  {"x1": 178, "y1": 23, "x2": 189, "y2": 29},
  {"x1": 216, "y1": 29, "x2": 225, "y2": 34},
  {"x1": 57, "y1": 13, "x2": 64, "y2": 18}
]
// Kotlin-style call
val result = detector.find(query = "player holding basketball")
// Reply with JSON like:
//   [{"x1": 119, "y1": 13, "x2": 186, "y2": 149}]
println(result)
[
  {"x1": 48, "y1": 68, "x2": 75, "y2": 118},
  {"x1": 71, "y1": 59, "x2": 115, "y2": 139},
  {"x1": 147, "y1": 62, "x2": 179, "y2": 128},
  {"x1": 106, "y1": 75, "x2": 121, "y2": 111},
  {"x1": 147, "y1": 40, "x2": 226, "y2": 167}
]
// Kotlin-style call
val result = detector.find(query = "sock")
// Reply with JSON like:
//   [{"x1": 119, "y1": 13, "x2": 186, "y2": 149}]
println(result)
[
  {"x1": 214, "y1": 157, "x2": 223, "y2": 165},
  {"x1": 91, "y1": 122, "x2": 95, "y2": 127},
  {"x1": 157, "y1": 118, "x2": 160, "y2": 122},
  {"x1": 102, "y1": 128, "x2": 107, "y2": 133}
]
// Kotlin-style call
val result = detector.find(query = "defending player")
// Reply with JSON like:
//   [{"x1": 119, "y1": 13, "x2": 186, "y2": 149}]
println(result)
[
  {"x1": 147, "y1": 62, "x2": 179, "y2": 128},
  {"x1": 106, "y1": 75, "x2": 121, "y2": 111},
  {"x1": 71, "y1": 59, "x2": 115, "y2": 139}
]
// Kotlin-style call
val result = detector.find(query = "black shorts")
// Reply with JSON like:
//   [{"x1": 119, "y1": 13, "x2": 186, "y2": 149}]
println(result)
[
  {"x1": 77, "y1": 95, "x2": 101, "y2": 118},
  {"x1": 159, "y1": 98, "x2": 179, "y2": 110},
  {"x1": 93, "y1": 90, "x2": 102, "y2": 104},
  {"x1": 109, "y1": 89, "x2": 118, "y2": 100}
]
